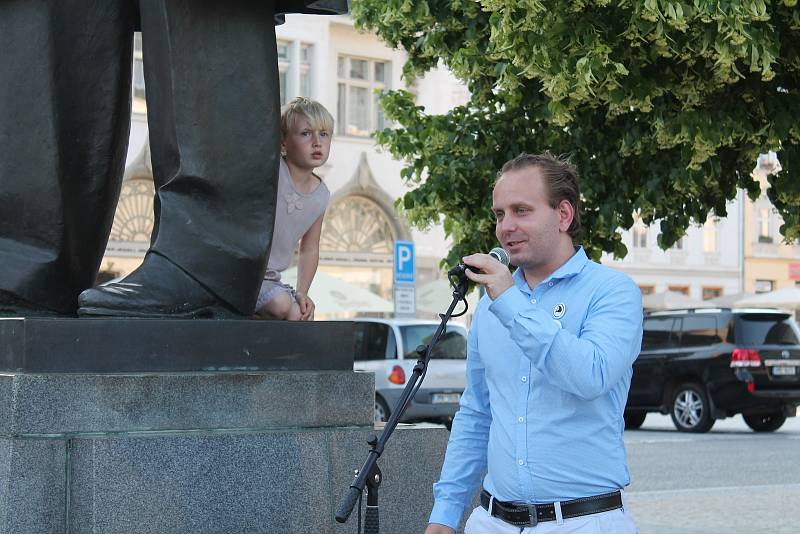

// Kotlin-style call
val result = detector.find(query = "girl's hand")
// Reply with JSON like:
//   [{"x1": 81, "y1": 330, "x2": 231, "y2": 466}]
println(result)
[{"x1": 296, "y1": 293, "x2": 315, "y2": 320}]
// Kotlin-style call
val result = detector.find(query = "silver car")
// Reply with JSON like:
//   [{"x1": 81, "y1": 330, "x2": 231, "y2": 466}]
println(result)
[{"x1": 353, "y1": 318, "x2": 468, "y2": 427}]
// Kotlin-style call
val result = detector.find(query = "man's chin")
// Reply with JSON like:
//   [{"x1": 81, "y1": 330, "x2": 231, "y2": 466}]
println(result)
[{"x1": 506, "y1": 246, "x2": 527, "y2": 261}]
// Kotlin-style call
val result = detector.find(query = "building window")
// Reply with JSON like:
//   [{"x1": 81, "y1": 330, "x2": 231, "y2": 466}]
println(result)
[
  {"x1": 702, "y1": 287, "x2": 722, "y2": 300},
  {"x1": 109, "y1": 179, "x2": 155, "y2": 243},
  {"x1": 132, "y1": 33, "x2": 146, "y2": 114},
  {"x1": 703, "y1": 218, "x2": 718, "y2": 253},
  {"x1": 632, "y1": 216, "x2": 648, "y2": 248},
  {"x1": 337, "y1": 55, "x2": 389, "y2": 137},
  {"x1": 639, "y1": 285, "x2": 655, "y2": 296},
  {"x1": 320, "y1": 196, "x2": 395, "y2": 254},
  {"x1": 278, "y1": 40, "x2": 313, "y2": 105},
  {"x1": 299, "y1": 44, "x2": 312, "y2": 97},
  {"x1": 668, "y1": 285, "x2": 689, "y2": 295},
  {"x1": 277, "y1": 40, "x2": 290, "y2": 105},
  {"x1": 754, "y1": 279, "x2": 774, "y2": 293},
  {"x1": 758, "y1": 208, "x2": 773, "y2": 243}
]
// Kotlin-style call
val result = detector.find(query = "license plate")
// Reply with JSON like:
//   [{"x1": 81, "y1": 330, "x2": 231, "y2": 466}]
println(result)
[
  {"x1": 431, "y1": 393, "x2": 461, "y2": 404},
  {"x1": 772, "y1": 366, "x2": 797, "y2": 376}
]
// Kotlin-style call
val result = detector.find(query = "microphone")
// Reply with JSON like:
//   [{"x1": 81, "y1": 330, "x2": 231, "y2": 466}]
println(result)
[
  {"x1": 447, "y1": 247, "x2": 510, "y2": 282},
  {"x1": 488, "y1": 247, "x2": 510, "y2": 266}
]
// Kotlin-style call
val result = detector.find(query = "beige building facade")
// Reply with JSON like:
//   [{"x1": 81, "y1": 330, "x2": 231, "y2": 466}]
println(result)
[
  {"x1": 605, "y1": 175, "x2": 800, "y2": 301},
  {"x1": 743, "y1": 172, "x2": 800, "y2": 293}
]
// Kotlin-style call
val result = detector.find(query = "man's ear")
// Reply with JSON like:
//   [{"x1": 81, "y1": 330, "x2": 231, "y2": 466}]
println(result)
[{"x1": 558, "y1": 200, "x2": 574, "y2": 233}]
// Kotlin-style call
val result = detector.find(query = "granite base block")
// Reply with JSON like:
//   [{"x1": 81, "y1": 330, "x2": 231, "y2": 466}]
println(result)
[
  {"x1": 67, "y1": 426, "x2": 450, "y2": 534},
  {"x1": 0, "y1": 438, "x2": 66, "y2": 534},
  {"x1": 0, "y1": 370, "x2": 454, "y2": 534},
  {"x1": 0, "y1": 371, "x2": 373, "y2": 434}
]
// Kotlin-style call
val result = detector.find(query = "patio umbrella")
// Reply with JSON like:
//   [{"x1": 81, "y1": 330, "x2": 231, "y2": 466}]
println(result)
[
  {"x1": 707, "y1": 292, "x2": 756, "y2": 308},
  {"x1": 280, "y1": 267, "x2": 393, "y2": 314},
  {"x1": 734, "y1": 287, "x2": 800, "y2": 310},
  {"x1": 642, "y1": 290, "x2": 709, "y2": 311},
  {"x1": 416, "y1": 278, "x2": 480, "y2": 316}
]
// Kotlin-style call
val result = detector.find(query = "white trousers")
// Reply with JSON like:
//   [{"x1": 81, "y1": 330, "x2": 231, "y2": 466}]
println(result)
[{"x1": 463, "y1": 503, "x2": 637, "y2": 534}]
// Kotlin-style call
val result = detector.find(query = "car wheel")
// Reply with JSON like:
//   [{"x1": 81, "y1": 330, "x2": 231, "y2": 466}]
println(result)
[
  {"x1": 374, "y1": 395, "x2": 390, "y2": 423},
  {"x1": 670, "y1": 383, "x2": 715, "y2": 433},
  {"x1": 623, "y1": 411, "x2": 647, "y2": 430},
  {"x1": 743, "y1": 412, "x2": 787, "y2": 432}
]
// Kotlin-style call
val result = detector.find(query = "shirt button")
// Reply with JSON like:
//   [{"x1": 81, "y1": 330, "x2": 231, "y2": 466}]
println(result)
[
  {"x1": 521, "y1": 376, "x2": 527, "y2": 383},
  {"x1": 548, "y1": 281, "x2": 554, "y2": 287},
  {"x1": 531, "y1": 299, "x2": 537, "y2": 304},
  {"x1": 518, "y1": 459, "x2": 524, "y2": 466},
  {"x1": 518, "y1": 417, "x2": 524, "y2": 423}
]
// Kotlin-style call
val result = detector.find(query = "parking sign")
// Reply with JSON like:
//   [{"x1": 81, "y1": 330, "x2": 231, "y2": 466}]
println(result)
[{"x1": 393, "y1": 241, "x2": 415, "y2": 284}]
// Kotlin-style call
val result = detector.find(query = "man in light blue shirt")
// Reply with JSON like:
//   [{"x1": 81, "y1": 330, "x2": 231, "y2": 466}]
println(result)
[{"x1": 426, "y1": 153, "x2": 642, "y2": 533}]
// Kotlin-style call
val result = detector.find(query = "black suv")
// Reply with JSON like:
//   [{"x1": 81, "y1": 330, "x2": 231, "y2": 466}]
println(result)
[{"x1": 625, "y1": 308, "x2": 800, "y2": 433}]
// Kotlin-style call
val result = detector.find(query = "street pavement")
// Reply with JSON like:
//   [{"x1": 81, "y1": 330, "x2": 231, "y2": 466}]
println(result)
[{"x1": 624, "y1": 413, "x2": 800, "y2": 533}]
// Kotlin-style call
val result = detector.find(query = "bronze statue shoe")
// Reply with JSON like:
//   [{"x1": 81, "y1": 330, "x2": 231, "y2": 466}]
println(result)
[{"x1": 78, "y1": 253, "x2": 240, "y2": 319}]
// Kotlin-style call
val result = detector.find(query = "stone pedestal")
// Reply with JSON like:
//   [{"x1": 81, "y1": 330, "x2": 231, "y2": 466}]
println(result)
[{"x1": 0, "y1": 319, "x2": 452, "y2": 534}]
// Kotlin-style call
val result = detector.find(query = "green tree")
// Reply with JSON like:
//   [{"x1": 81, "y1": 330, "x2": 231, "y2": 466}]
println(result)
[{"x1": 352, "y1": 0, "x2": 800, "y2": 266}]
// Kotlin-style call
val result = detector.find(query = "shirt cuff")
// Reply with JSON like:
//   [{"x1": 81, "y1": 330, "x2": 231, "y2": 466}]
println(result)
[
  {"x1": 488, "y1": 285, "x2": 530, "y2": 328},
  {"x1": 429, "y1": 500, "x2": 466, "y2": 531}
]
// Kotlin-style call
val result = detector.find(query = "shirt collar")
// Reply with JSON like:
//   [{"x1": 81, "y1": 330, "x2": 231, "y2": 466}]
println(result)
[{"x1": 512, "y1": 246, "x2": 589, "y2": 290}]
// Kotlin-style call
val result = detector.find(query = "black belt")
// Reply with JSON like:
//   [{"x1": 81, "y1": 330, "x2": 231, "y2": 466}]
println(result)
[{"x1": 480, "y1": 489, "x2": 623, "y2": 527}]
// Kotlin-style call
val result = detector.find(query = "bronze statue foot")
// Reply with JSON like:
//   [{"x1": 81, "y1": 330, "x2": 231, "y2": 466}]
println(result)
[
  {"x1": 0, "y1": 290, "x2": 68, "y2": 317},
  {"x1": 77, "y1": 253, "x2": 240, "y2": 319}
]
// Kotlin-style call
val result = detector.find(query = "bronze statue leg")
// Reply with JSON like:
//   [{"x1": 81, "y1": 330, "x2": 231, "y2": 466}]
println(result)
[
  {"x1": 0, "y1": 0, "x2": 137, "y2": 315},
  {"x1": 78, "y1": 0, "x2": 280, "y2": 317}
]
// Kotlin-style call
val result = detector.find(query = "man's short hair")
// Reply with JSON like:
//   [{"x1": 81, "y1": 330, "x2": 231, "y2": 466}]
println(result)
[
  {"x1": 280, "y1": 96, "x2": 334, "y2": 137},
  {"x1": 497, "y1": 152, "x2": 581, "y2": 239}
]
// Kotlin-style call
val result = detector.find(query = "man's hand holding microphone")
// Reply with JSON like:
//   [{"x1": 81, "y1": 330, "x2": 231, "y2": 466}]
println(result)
[{"x1": 460, "y1": 247, "x2": 512, "y2": 300}]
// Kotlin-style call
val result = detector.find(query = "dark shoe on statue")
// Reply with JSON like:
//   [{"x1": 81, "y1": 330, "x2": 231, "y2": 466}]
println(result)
[
  {"x1": 0, "y1": 290, "x2": 68, "y2": 317},
  {"x1": 78, "y1": 253, "x2": 240, "y2": 318}
]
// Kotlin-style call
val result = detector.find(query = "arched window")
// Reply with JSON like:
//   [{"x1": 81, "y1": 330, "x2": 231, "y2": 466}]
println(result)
[
  {"x1": 320, "y1": 195, "x2": 395, "y2": 254},
  {"x1": 108, "y1": 179, "x2": 155, "y2": 247}
]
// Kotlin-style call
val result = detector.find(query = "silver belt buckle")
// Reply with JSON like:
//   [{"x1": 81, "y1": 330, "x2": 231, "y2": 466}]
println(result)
[{"x1": 527, "y1": 504, "x2": 538, "y2": 527}]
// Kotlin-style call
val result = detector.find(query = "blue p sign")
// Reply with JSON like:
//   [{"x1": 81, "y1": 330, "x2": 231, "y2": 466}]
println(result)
[{"x1": 394, "y1": 241, "x2": 415, "y2": 284}]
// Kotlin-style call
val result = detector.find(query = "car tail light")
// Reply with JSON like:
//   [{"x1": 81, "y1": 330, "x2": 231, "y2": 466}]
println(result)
[
  {"x1": 731, "y1": 348, "x2": 762, "y2": 368},
  {"x1": 388, "y1": 365, "x2": 406, "y2": 385}
]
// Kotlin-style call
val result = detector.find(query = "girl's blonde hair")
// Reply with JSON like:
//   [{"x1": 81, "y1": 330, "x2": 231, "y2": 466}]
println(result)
[{"x1": 280, "y1": 97, "x2": 334, "y2": 137}]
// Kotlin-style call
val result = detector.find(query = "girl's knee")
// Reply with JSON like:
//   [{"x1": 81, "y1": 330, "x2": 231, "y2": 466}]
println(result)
[
  {"x1": 256, "y1": 292, "x2": 293, "y2": 319},
  {"x1": 286, "y1": 302, "x2": 302, "y2": 321}
]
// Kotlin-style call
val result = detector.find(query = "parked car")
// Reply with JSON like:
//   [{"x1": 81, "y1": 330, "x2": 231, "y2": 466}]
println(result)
[
  {"x1": 352, "y1": 318, "x2": 468, "y2": 427},
  {"x1": 625, "y1": 307, "x2": 800, "y2": 433}
]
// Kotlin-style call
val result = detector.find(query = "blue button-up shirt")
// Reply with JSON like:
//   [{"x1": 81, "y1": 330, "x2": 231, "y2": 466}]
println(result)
[{"x1": 429, "y1": 247, "x2": 643, "y2": 529}]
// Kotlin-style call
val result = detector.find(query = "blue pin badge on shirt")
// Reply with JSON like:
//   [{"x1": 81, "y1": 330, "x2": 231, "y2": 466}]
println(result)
[{"x1": 553, "y1": 303, "x2": 566, "y2": 319}]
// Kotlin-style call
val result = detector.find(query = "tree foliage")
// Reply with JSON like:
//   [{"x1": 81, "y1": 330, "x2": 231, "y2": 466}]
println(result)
[{"x1": 351, "y1": 0, "x2": 800, "y2": 266}]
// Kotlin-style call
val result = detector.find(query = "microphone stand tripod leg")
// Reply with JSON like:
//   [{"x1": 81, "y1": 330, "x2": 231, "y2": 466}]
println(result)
[{"x1": 364, "y1": 463, "x2": 381, "y2": 534}]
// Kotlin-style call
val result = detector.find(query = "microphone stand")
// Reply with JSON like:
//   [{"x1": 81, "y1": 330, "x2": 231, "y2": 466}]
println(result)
[{"x1": 335, "y1": 269, "x2": 471, "y2": 533}]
